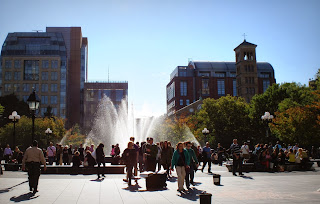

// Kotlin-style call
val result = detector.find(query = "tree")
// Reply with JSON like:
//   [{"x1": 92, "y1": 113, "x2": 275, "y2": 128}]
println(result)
[
  {"x1": 270, "y1": 91, "x2": 320, "y2": 147},
  {"x1": 192, "y1": 95, "x2": 251, "y2": 148},
  {"x1": 0, "y1": 116, "x2": 66, "y2": 150}
]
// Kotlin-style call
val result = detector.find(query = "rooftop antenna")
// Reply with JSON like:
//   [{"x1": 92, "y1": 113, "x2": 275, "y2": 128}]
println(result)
[
  {"x1": 108, "y1": 66, "x2": 110, "y2": 83},
  {"x1": 242, "y1": 33, "x2": 247, "y2": 41},
  {"x1": 32, "y1": 30, "x2": 43, "y2": 33}
]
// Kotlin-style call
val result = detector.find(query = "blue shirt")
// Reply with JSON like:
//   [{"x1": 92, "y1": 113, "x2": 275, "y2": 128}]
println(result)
[{"x1": 203, "y1": 146, "x2": 211, "y2": 159}]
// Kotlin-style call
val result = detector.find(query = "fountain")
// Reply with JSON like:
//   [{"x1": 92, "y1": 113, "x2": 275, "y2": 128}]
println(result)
[{"x1": 85, "y1": 95, "x2": 200, "y2": 153}]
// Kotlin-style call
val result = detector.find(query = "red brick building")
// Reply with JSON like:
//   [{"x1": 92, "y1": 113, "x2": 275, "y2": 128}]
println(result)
[{"x1": 166, "y1": 40, "x2": 276, "y2": 116}]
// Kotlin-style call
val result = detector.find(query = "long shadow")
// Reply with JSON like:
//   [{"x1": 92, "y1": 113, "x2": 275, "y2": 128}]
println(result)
[
  {"x1": 0, "y1": 181, "x2": 28, "y2": 194},
  {"x1": 10, "y1": 192, "x2": 39, "y2": 202},
  {"x1": 192, "y1": 181, "x2": 202, "y2": 186},
  {"x1": 90, "y1": 178, "x2": 105, "y2": 182},
  {"x1": 122, "y1": 183, "x2": 142, "y2": 192},
  {"x1": 168, "y1": 176, "x2": 177, "y2": 182},
  {"x1": 240, "y1": 175, "x2": 254, "y2": 179},
  {"x1": 178, "y1": 187, "x2": 206, "y2": 201}
]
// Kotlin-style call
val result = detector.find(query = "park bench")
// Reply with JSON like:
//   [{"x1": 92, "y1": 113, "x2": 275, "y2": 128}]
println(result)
[{"x1": 4, "y1": 163, "x2": 21, "y2": 171}]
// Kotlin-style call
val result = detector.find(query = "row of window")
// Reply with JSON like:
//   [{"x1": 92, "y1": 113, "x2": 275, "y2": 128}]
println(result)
[
  {"x1": 40, "y1": 107, "x2": 58, "y2": 116},
  {"x1": 4, "y1": 71, "x2": 59, "y2": 81},
  {"x1": 180, "y1": 99, "x2": 190, "y2": 106},
  {"x1": 21, "y1": 95, "x2": 58, "y2": 105},
  {"x1": 86, "y1": 89, "x2": 126, "y2": 102},
  {"x1": 245, "y1": 77, "x2": 255, "y2": 84},
  {"x1": 3, "y1": 83, "x2": 59, "y2": 93},
  {"x1": 4, "y1": 60, "x2": 61, "y2": 69}
]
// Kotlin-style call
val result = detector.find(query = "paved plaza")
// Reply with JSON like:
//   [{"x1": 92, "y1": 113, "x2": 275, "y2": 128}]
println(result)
[{"x1": 0, "y1": 164, "x2": 320, "y2": 204}]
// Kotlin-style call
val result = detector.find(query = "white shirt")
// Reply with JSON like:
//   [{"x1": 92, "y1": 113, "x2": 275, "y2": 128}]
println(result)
[
  {"x1": 47, "y1": 146, "x2": 56, "y2": 157},
  {"x1": 241, "y1": 145, "x2": 249, "y2": 155}
]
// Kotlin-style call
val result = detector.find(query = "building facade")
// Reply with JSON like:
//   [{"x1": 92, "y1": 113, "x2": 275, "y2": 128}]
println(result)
[
  {"x1": 83, "y1": 81, "x2": 128, "y2": 132},
  {"x1": 0, "y1": 31, "x2": 68, "y2": 118},
  {"x1": 166, "y1": 40, "x2": 276, "y2": 116},
  {"x1": 0, "y1": 27, "x2": 88, "y2": 127}
]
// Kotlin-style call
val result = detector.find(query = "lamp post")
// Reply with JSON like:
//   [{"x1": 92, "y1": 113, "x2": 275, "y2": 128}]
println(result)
[
  {"x1": 45, "y1": 128, "x2": 52, "y2": 146},
  {"x1": 202, "y1": 128, "x2": 210, "y2": 143},
  {"x1": 27, "y1": 89, "x2": 40, "y2": 143},
  {"x1": 9, "y1": 111, "x2": 20, "y2": 148},
  {"x1": 261, "y1": 112, "x2": 274, "y2": 140}
]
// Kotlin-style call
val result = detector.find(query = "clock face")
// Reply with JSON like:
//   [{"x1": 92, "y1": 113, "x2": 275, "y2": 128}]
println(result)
[
  {"x1": 197, "y1": 104, "x2": 202, "y2": 110},
  {"x1": 189, "y1": 108, "x2": 194, "y2": 113}
]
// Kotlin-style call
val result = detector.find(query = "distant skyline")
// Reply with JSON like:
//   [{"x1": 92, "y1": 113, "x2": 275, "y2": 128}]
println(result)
[{"x1": 1, "y1": 0, "x2": 319, "y2": 117}]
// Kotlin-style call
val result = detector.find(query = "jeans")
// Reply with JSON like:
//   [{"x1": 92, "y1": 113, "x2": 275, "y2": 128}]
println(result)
[
  {"x1": 185, "y1": 164, "x2": 194, "y2": 188},
  {"x1": 26, "y1": 162, "x2": 41, "y2": 191},
  {"x1": 97, "y1": 161, "x2": 105, "y2": 177},
  {"x1": 127, "y1": 164, "x2": 134, "y2": 185},
  {"x1": 202, "y1": 157, "x2": 211, "y2": 172},
  {"x1": 176, "y1": 166, "x2": 186, "y2": 190},
  {"x1": 48, "y1": 156, "x2": 54, "y2": 165},
  {"x1": 233, "y1": 156, "x2": 243, "y2": 174}
]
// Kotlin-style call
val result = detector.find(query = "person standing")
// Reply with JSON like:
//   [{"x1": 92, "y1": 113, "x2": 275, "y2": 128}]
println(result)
[
  {"x1": 144, "y1": 138, "x2": 158, "y2": 172},
  {"x1": 241, "y1": 142, "x2": 250, "y2": 163},
  {"x1": 56, "y1": 144, "x2": 63, "y2": 165},
  {"x1": 171, "y1": 142, "x2": 190, "y2": 192},
  {"x1": 201, "y1": 142, "x2": 212, "y2": 173},
  {"x1": 68, "y1": 144, "x2": 73, "y2": 165},
  {"x1": 161, "y1": 141, "x2": 173, "y2": 178},
  {"x1": 130, "y1": 137, "x2": 139, "y2": 176},
  {"x1": 122, "y1": 141, "x2": 138, "y2": 186},
  {"x1": 46, "y1": 142, "x2": 56, "y2": 165},
  {"x1": 78, "y1": 144, "x2": 85, "y2": 162},
  {"x1": 96, "y1": 143, "x2": 105, "y2": 179},
  {"x1": 217, "y1": 143, "x2": 224, "y2": 166},
  {"x1": 62, "y1": 146, "x2": 69, "y2": 165},
  {"x1": 4, "y1": 144, "x2": 13, "y2": 163},
  {"x1": 185, "y1": 141, "x2": 199, "y2": 189},
  {"x1": 22, "y1": 140, "x2": 47, "y2": 194},
  {"x1": 230, "y1": 139, "x2": 243, "y2": 176}
]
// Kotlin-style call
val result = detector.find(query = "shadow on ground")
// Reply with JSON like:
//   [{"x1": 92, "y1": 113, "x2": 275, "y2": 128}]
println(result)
[
  {"x1": 178, "y1": 187, "x2": 206, "y2": 201},
  {"x1": 0, "y1": 181, "x2": 28, "y2": 194},
  {"x1": 10, "y1": 192, "x2": 39, "y2": 202}
]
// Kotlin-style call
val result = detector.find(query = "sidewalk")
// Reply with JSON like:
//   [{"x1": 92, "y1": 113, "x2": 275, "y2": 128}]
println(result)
[{"x1": 0, "y1": 165, "x2": 320, "y2": 204}]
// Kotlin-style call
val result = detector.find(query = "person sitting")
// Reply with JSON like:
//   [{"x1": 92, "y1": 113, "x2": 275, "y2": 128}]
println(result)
[
  {"x1": 84, "y1": 150, "x2": 96, "y2": 167},
  {"x1": 287, "y1": 149, "x2": 296, "y2": 164}
]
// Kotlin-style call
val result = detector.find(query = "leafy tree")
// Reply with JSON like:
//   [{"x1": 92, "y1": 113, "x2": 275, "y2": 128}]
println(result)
[{"x1": 270, "y1": 91, "x2": 320, "y2": 147}]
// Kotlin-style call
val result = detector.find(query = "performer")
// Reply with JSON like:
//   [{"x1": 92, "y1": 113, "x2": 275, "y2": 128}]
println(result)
[{"x1": 22, "y1": 140, "x2": 47, "y2": 194}]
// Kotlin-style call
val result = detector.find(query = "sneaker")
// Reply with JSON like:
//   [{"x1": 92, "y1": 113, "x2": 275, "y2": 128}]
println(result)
[
  {"x1": 208, "y1": 171, "x2": 212, "y2": 173},
  {"x1": 239, "y1": 173, "x2": 244, "y2": 176},
  {"x1": 123, "y1": 179, "x2": 128, "y2": 182},
  {"x1": 102, "y1": 174, "x2": 105, "y2": 177},
  {"x1": 233, "y1": 173, "x2": 237, "y2": 176}
]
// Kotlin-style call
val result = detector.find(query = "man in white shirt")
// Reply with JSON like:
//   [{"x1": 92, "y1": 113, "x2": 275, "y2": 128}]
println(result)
[
  {"x1": 46, "y1": 142, "x2": 56, "y2": 165},
  {"x1": 241, "y1": 142, "x2": 250, "y2": 162}
]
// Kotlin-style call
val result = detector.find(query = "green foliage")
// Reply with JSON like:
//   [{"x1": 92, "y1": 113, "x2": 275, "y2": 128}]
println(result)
[
  {"x1": 191, "y1": 95, "x2": 251, "y2": 147},
  {"x1": 0, "y1": 104, "x2": 4, "y2": 116},
  {"x1": 58, "y1": 124, "x2": 86, "y2": 147},
  {"x1": 0, "y1": 116, "x2": 66, "y2": 150}
]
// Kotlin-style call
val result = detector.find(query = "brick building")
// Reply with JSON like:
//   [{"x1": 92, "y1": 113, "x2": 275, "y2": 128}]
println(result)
[{"x1": 166, "y1": 40, "x2": 276, "y2": 116}]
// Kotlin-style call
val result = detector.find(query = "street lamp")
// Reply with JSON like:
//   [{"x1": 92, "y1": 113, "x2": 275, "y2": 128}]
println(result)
[
  {"x1": 202, "y1": 128, "x2": 210, "y2": 143},
  {"x1": 9, "y1": 111, "x2": 20, "y2": 148},
  {"x1": 261, "y1": 112, "x2": 274, "y2": 139},
  {"x1": 27, "y1": 89, "x2": 40, "y2": 143},
  {"x1": 45, "y1": 128, "x2": 52, "y2": 146}
]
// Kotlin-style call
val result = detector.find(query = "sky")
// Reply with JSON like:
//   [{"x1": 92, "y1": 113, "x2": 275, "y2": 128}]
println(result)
[{"x1": 1, "y1": 0, "x2": 319, "y2": 117}]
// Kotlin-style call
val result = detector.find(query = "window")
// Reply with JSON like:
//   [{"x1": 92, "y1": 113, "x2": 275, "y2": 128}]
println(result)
[
  {"x1": 216, "y1": 72, "x2": 226, "y2": 77},
  {"x1": 23, "y1": 84, "x2": 30, "y2": 92},
  {"x1": 186, "y1": 99, "x2": 190, "y2": 106},
  {"x1": 41, "y1": 108, "x2": 47, "y2": 116},
  {"x1": 52, "y1": 108, "x2": 58, "y2": 116},
  {"x1": 261, "y1": 72, "x2": 270, "y2": 78},
  {"x1": 180, "y1": 99, "x2": 183, "y2": 106},
  {"x1": 5, "y1": 60, "x2": 12, "y2": 68},
  {"x1": 217, "y1": 79, "x2": 225, "y2": 96},
  {"x1": 230, "y1": 72, "x2": 236, "y2": 77},
  {"x1": 179, "y1": 70, "x2": 187, "y2": 77},
  {"x1": 24, "y1": 60, "x2": 39, "y2": 80},
  {"x1": 51, "y1": 72, "x2": 58, "y2": 81},
  {"x1": 23, "y1": 95, "x2": 29, "y2": 102},
  {"x1": 14, "y1": 60, "x2": 21, "y2": 68},
  {"x1": 202, "y1": 79, "x2": 209, "y2": 95},
  {"x1": 263, "y1": 80, "x2": 270, "y2": 92},
  {"x1": 199, "y1": 72, "x2": 210, "y2": 77},
  {"x1": 14, "y1": 72, "x2": 21, "y2": 81},
  {"x1": 4, "y1": 84, "x2": 11, "y2": 92},
  {"x1": 116, "y1": 90, "x2": 123, "y2": 101},
  {"x1": 5, "y1": 72, "x2": 12, "y2": 80},
  {"x1": 41, "y1": 84, "x2": 48, "y2": 92},
  {"x1": 167, "y1": 82, "x2": 175, "y2": 101},
  {"x1": 42, "y1": 60, "x2": 49, "y2": 68},
  {"x1": 61, "y1": 60, "x2": 66, "y2": 66},
  {"x1": 180, "y1": 81, "x2": 187, "y2": 96},
  {"x1": 41, "y1": 72, "x2": 48, "y2": 80},
  {"x1": 233, "y1": 79, "x2": 237, "y2": 96},
  {"x1": 247, "y1": 87, "x2": 255, "y2": 94},
  {"x1": 13, "y1": 84, "x2": 20, "y2": 92},
  {"x1": 51, "y1": 84, "x2": 58, "y2": 92},
  {"x1": 31, "y1": 84, "x2": 39, "y2": 92},
  {"x1": 41, "y1": 96, "x2": 48, "y2": 104},
  {"x1": 50, "y1": 96, "x2": 57, "y2": 104},
  {"x1": 61, "y1": 72, "x2": 66, "y2": 80},
  {"x1": 51, "y1": 60, "x2": 58, "y2": 69}
]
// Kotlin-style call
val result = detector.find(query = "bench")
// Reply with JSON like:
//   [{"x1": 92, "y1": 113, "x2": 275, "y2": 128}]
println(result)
[
  {"x1": 4, "y1": 163, "x2": 21, "y2": 171},
  {"x1": 36, "y1": 164, "x2": 125, "y2": 174},
  {"x1": 226, "y1": 162, "x2": 314, "y2": 172},
  {"x1": 226, "y1": 163, "x2": 255, "y2": 172}
]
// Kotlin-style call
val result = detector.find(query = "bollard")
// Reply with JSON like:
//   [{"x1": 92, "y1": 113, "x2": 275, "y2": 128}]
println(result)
[
  {"x1": 199, "y1": 193, "x2": 212, "y2": 204},
  {"x1": 213, "y1": 173, "x2": 221, "y2": 185}
]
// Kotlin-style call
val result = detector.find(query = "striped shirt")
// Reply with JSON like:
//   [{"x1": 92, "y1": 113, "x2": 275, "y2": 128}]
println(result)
[{"x1": 230, "y1": 143, "x2": 241, "y2": 155}]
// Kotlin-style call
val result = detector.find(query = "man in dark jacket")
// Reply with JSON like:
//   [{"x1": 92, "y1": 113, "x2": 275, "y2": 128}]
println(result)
[
  {"x1": 96, "y1": 143, "x2": 105, "y2": 179},
  {"x1": 144, "y1": 138, "x2": 158, "y2": 172}
]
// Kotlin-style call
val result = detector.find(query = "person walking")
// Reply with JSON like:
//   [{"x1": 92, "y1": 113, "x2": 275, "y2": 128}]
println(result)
[
  {"x1": 185, "y1": 141, "x2": 199, "y2": 189},
  {"x1": 22, "y1": 140, "x2": 47, "y2": 194},
  {"x1": 122, "y1": 141, "x2": 138, "y2": 186},
  {"x1": 171, "y1": 142, "x2": 190, "y2": 192},
  {"x1": 217, "y1": 143, "x2": 224, "y2": 166},
  {"x1": 144, "y1": 138, "x2": 158, "y2": 172},
  {"x1": 230, "y1": 139, "x2": 243, "y2": 176},
  {"x1": 201, "y1": 142, "x2": 212, "y2": 173},
  {"x1": 96, "y1": 143, "x2": 105, "y2": 179}
]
